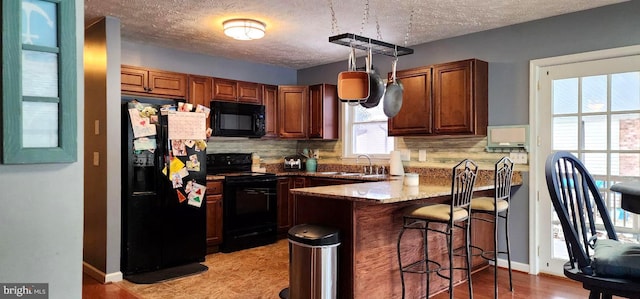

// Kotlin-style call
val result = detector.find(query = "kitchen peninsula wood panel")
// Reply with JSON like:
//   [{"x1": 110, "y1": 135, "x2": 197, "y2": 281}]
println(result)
[{"x1": 291, "y1": 180, "x2": 496, "y2": 298}]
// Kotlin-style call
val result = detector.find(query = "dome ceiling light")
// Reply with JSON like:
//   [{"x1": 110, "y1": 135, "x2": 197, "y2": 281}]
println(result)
[{"x1": 223, "y1": 18, "x2": 266, "y2": 40}]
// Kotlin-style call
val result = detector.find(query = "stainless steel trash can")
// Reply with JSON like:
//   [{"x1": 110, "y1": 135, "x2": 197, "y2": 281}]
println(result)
[{"x1": 288, "y1": 224, "x2": 340, "y2": 299}]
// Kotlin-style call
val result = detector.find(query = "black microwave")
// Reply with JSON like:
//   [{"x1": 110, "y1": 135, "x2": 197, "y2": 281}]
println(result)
[{"x1": 210, "y1": 101, "x2": 266, "y2": 138}]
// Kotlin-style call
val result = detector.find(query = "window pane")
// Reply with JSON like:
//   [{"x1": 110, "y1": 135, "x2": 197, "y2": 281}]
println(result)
[
  {"x1": 553, "y1": 78, "x2": 578, "y2": 114},
  {"x1": 354, "y1": 104, "x2": 387, "y2": 122},
  {"x1": 611, "y1": 113, "x2": 640, "y2": 151},
  {"x1": 611, "y1": 153, "x2": 640, "y2": 177},
  {"x1": 553, "y1": 116, "x2": 578, "y2": 150},
  {"x1": 611, "y1": 72, "x2": 640, "y2": 112},
  {"x1": 22, "y1": 50, "x2": 58, "y2": 97},
  {"x1": 21, "y1": 0, "x2": 57, "y2": 47},
  {"x1": 583, "y1": 153, "x2": 607, "y2": 175},
  {"x1": 22, "y1": 101, "x2": 58, "y2": 148},
  {"x1": 582, "y1": 75, "x2": 607, "y2": 113},
  {"x1": 583, "y1": 115, "x2": 607, "y2": 150},
  {"x1": 353, "y1": 122, "x2": 392, "y2": 155}
]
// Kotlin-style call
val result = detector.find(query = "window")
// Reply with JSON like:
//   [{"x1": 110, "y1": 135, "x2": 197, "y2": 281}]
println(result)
[
  {"x1": 342, "y1": 102, "x2": 394, "y2": 158},
  {"x1": 2, "y1": 0, "x2": 77, "y2": 163}
]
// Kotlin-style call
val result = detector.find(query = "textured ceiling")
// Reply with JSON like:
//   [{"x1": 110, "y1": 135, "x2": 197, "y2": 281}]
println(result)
[{"x1": 84, "y1": 0, "x2": 626, "y2": 70}]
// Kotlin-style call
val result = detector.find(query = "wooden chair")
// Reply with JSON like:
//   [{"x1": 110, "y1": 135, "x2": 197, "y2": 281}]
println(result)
[
  {"x1": 470, "y1": 156, "x2": 514, "y2": 298},
  {"x1": 397, "y1": 159, "x2": 478, "y2": 299},
  {"x1": 545, "y1": 151, "x2": 640, "y2": 299}
]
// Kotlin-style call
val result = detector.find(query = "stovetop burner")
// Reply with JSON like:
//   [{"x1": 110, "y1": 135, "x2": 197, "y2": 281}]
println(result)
[{"x1": 207, "y1": 153, "x2": 275, "y2": 178}]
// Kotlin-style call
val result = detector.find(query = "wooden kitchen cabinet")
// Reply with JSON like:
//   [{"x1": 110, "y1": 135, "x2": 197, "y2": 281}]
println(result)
[
  {"x1": 263, "y1": 84, "x2": 278, "y2": 138},
  {"x1": 388, "y1": 58, "x2": 488, "y2": 137},
  {"x1": 277, "y1": 177, "x2": 308, "y2": 234},
  {"x1": 308, "y1": 84, "x2": 339, "y2": 139},
  {"x1": 432, "y1": 59, "x2": 488, "y2": 135},
  {"x1": 212, "y1": 78, "x2": 237, "y2": 101},
  {"x1": 238, "y1": 81, "x2": 262, "y2": 104},
  {"x1": 187, "y1": 75, "x2": 212, "y2": 126},
  {"x1": 206, "y1": 180, "x2": 224, "y2": 253},
  {"x1": 278, "y1": 85, "x2": 309, "y2": 139},
  {"x1": 121, "y1": 65, "x2": 187, "y2": 98},
  {"x1": 213, "y1": 78, "x2": 262, "y2": 104},
  {"x1": 388, "y1": 66, "x2": 433, "y2": 136}
]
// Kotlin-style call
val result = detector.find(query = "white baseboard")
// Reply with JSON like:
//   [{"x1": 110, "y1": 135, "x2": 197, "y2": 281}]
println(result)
[
  {"x1": 83, "y1": 261, "x2": 123, "y2": 283},
  {"x1": 491, "y1": 258, "x2": 530, "y2": 273}
]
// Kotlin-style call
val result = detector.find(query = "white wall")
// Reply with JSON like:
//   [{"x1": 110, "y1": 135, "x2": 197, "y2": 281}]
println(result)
[{"x1": 0, "y1": 0, "x2": 84, "y2": 298}]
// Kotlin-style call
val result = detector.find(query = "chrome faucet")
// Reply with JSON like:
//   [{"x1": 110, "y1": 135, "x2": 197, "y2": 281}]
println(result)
[{"x1": 356, "y1": 154, "x2": 373, "y2": 175}]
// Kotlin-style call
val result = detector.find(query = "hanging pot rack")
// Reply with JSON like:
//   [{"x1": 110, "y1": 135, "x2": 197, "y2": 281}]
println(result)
[{"x1": 329, "y1": 33, "x2": 414, "y2": 57}]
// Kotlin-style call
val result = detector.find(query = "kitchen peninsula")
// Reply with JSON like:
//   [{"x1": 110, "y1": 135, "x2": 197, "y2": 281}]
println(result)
[{"x1": 290, "y1": 172, "x2": 521, "y2": 298}]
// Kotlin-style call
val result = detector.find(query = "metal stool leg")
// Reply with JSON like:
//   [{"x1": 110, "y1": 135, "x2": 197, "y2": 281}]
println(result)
[{"x1": 397, "y1": 225, "x2": 407, "y2": 299}]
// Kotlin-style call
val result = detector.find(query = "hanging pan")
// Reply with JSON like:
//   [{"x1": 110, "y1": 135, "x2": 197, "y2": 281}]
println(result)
[
  {"x1": 360, "y1": 47, "x2": 386, "y2": 108},
  {"x1": 383, "y1": 57, "x2": 404, "y2": 118},
  {"x1": 337, "y1": 48, "x2": 369, "y2": 103}
]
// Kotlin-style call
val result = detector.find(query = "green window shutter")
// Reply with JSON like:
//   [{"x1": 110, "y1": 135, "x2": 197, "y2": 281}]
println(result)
[{"x1": 2, "y1": 0, "x2": 77, "y2": 164}]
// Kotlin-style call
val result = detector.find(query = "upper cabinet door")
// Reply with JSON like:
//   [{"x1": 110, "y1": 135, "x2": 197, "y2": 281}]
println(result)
[
  {"x1": 121, "y1": 66, "x2": 149, "y2": 94},
  {"x1": 432, "y1": 59, "x2": 488, "y2": 135},
  {"x1": 388, "y1": 59, "x2": 488, "y2": 137},
  {"x1": 309, "y1": 84, "x2": 339, "y2": 139},
  {"x1": 278, "y1": 86, "x2": 308, "y2": 139},
  {"x1": 147, "y1": 70, "x2": 187, "y2": 97},
  {"x1": 388, "y1": 67, "x2": 433, "y2": 136},
  {"x1": 121, "y1": 65, "x2": 187, "y2": 99},
  {"x1": 187, "y1": 75, "x2": 213, "y2": 126},
  {"x1": 263, "y1": 85, "x2": 278, "y2": 138},
  {"x1": 238, "y1": 81, "x2": 262, "y2": 104},
  {"x1": 212, "y1": 78, "x2": 238, "y2": 101}
]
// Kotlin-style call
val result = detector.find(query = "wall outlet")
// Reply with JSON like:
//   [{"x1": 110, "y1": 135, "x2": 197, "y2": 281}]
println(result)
[
  {"x1": 509, "y1": 152, "x2": 528, "y2": 164},
  {"x1": 418, "y1": 149, "x2": 427, "y2": 162},
  {"x1": 400, "y1": 149, "x2": 411, "y2": 161}
]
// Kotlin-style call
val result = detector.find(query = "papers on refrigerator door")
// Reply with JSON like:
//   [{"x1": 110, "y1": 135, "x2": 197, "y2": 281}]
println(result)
[
  {"x1": 167, "y1": 111, "x2": 206, "y2": 140},
  {"x1": 187, "y1": 182, "x2": 206, "y2": 207},
  {"x1": 128, "y1": 108, "x2": 157, "y2": 138}
]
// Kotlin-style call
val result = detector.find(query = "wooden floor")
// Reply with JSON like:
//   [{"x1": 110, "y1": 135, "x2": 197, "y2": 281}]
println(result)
[{"x1": 83, "y1": 239, "x2": 592, "y2": 299}]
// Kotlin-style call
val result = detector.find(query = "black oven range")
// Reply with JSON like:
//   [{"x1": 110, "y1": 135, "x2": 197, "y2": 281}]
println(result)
[{"x1": 207, "y1": 153, "x2": 277, "y2": 253}]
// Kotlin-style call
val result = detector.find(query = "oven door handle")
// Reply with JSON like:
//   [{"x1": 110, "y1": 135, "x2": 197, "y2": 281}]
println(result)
[{"x1": 224, "y1": 177, "x2": 277, "y2": 185}]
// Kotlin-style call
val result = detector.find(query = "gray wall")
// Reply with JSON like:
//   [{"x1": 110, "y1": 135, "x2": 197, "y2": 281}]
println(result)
[
  {"x1": 121, "y1": 40, "x2": 297, "y2": 86},
  {"x1": 0, "y1": 0, "x2": 84, "y2": 298},
  {"x1": 298, "y1": 0, "x2": 640, "y2": 265}
]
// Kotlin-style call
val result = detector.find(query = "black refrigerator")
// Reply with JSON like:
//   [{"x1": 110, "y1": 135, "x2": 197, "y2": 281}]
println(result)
[{"x1": 121, "y1": 96, "x2": 207, "y2": 279}]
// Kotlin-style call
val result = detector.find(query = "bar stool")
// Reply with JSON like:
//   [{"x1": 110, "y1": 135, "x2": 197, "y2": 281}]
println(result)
[
  {"x1": 469, "y1": 156, "x2": 514, "y2": 299},
  {"x1": 397, "y1": 159, "x2": 478, "y2": 299}
]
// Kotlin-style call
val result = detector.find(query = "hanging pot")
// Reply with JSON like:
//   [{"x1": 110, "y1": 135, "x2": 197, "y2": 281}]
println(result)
[
  {"x1": 360, "y1": 48, "x2": 385, "y2": 108},
  {"x1": 338, "y1": 48, "x2": 369, "y2": 103},
  {"x1": 383, "y1": 58, "x2": 403, "y2": 117}
]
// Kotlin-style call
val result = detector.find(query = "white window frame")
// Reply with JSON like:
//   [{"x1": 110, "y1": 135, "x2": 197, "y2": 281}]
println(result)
[{"x1": 341, "y1": 102, "x2": 395, "y2": 159}]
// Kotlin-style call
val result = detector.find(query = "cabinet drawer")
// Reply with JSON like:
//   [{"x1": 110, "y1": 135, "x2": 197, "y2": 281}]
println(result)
[{"x1": 207, "y1": 180, "x2": 223, "y2": 194}]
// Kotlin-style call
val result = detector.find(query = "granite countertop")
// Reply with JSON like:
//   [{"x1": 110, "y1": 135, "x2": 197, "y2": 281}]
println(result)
[{"x1": 290, "y1": 177, "x2": 496, "y2": 204}]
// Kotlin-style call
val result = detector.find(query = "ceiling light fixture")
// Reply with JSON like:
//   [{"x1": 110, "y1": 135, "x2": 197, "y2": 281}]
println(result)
[{"x1": 223, "y1": 19, "x2": 266, "y2": 40}]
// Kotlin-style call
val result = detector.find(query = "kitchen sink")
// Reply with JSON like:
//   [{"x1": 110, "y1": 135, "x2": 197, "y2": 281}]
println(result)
[{"x1": 318, "y1": 171, "x2": 363, "y2": 176}]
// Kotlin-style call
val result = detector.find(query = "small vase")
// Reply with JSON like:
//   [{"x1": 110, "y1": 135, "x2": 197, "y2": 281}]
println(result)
[{"x1": 306, "y1": 158, "x2": 317, "y2": 172}]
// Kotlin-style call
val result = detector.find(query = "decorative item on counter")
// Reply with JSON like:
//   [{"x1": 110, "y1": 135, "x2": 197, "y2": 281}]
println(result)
[
  {"x1": 389, "y1": 150, "x2": 404, "y2": 176},
  {"x1": 306, "y1": 157, "x2": 317, "y2": 172},
  {"x1": 404, "y1": 173, "x2": 419, "y2": 186}
]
